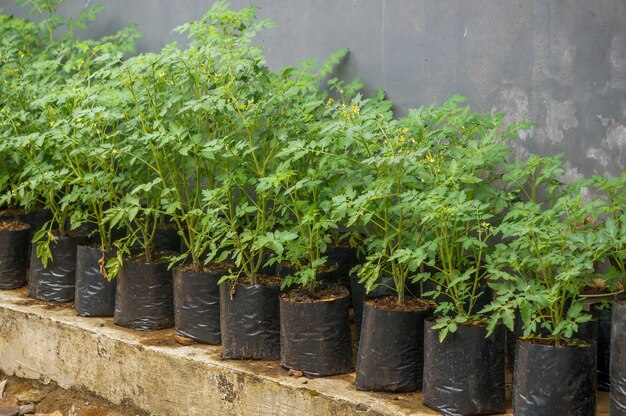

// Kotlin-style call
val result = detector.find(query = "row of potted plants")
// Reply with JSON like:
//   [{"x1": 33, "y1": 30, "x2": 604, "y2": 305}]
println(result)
[{"x1": 2, "y1": 1, "x2": 626, "y2": 415}]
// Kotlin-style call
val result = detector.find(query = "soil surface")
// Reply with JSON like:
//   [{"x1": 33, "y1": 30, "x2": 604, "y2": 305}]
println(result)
[
  {"x1": 281, "y1": 285, "x2": 349, "y2": 303},
  {"x1": 239, "y1": 274, "x2": 282, "y2": 287},
  {"x1": 582, "y1": 284, "x2": 616, "y2": 296},
  {"x1": 0, "y1": 372, "x2": 151, "y2": 416},
  {"x1": 519, "y1": 337, "x2": 590, "y2": 348},
  {"x1": 0, "y1": 220, "x2": 29, "y2": 231},
  {"x1": 49, "y1": 230, "x2": 89, "y2": 238},
  {"x1": 366, "y1": 296, "x2": 436, "y2": 312},
  {"x1": 128, "y1": 251, "x2": 174, "y2": 265},
  {"x1": 0, "y1": 208, "x2": 25, "y2": 218},
  {"x1": 177, "y1": 262, "x2": 230, "y2": 273}
]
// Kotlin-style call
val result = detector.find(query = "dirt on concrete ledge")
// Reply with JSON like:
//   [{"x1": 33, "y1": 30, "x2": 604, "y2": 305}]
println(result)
[{"x1": 0, "y1": 372, "x2": 153, "y2": 416}]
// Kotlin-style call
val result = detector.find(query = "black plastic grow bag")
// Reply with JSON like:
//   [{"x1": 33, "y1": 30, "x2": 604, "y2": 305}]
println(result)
[
  {"x1": 154, "y1": 226, "x2": 181, "y2": 253},
  {"x1": 19, "y1": 209, "x2": 52, "y2": 241},
  {"x1": 423, "y1": 319, "x2": 506, "y2": 415},
  {"x1": 28, "y1": 234, "x2": 86, "y2": 302},
  {"x1": 507, "y1": 310, "x2": 599, "y2": 372},
  {"x1": 113, "y1": 259, "x2": 174, "y2": 330},
  {"x1": 280, "y1": 287, "x2": 352, "y2": 376},
  {"x1": 326, "y1": 245, "x2": 359, "y2": 289},
  {"x1": 75, "y1": 245, "x2": 116, "y2": 317},
  {"x1": 355, "y1": 298, "x2": 434, "y2": 392},
  {"x1": 514, "y1": 339, "x2": 596, "y2": 416},
  {"x1": 173, "y1": 266, "x2": 224, "y2": 344},
  {"x1": 220, "y1": 280, "x2": 280, "y2": 360},
  {"x1": 611, "y1": 295, "x2": 626, "y2": 414},
  {"x1": 350, "y1": 275, "x2": 420, "y2": 336},
  {"x1": 592, "y1": 304, "x2": 611, "y2": 392},
  {"x1": 0, "y1": 224, "x2": 30, "y2": 290}
]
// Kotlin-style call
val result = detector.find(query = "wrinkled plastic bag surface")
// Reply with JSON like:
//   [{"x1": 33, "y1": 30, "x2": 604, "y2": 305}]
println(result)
[
  {"x1": 423, "y1": 320, "x2": 505, "y2": 415},
  {"x1": 356, "y1": 300, "x2": 433, "y2": 392},
  {"x1": 28, "y1": 235, "x2": 86, "y2": 302},
  {"x1": 75, "y1": 245, "x2": 116, "y2": 317},
  {"x1": 113, "y1": 260, "x2": 174, "y2": 330},
  {"x1": 611, "y1": 297, "x2": 626, "y2": 414},
  {"x1": 515, "y1": 339, "x2": 596, "y2": 416},
  {"x1": 280, "y1": 288, "x2": 352, "y2": 376},
  {"x1": 173, "y1": 267, "x2": 223, "y2": 344},
  {"x1": 0, "y1": 225, "x2": 30, "y2": 289},
  {"x1": 220, "y1": 281, "x2": 280, "y2": 360}
]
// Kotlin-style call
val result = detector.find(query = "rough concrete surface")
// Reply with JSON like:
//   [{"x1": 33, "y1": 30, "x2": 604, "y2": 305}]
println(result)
[
  {"x1": 0, "y1": 289, "x2": 437, "y2": 416},
  {"x1": 0, "y1": 289, "x2": 611, "y2": 416}
]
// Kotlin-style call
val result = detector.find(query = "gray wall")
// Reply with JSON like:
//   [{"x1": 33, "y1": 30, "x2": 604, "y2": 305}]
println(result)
[{"x1": 5, "y1": 0, "x2": 626, "y2": 179}]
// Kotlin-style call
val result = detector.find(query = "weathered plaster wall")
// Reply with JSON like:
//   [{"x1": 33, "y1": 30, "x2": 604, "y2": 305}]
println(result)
[{"x1": 4, "y1": 0, "x2": 626, "y2": 177}]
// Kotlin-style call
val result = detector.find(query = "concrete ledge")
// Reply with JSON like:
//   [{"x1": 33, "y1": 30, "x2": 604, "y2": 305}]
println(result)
[{"x1": 0, "y1": 289, "x2": 609, "y2": 416}]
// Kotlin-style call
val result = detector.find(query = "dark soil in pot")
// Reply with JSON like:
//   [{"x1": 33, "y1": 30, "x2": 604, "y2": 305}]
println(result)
[
  {"x1": 350, "y1": 275, "x2": 421, "y2": 337},
  {"x1": 0, "y1": 220, "x2": 30, "y2": 290},
  {"x1": 423, "y1": 319, "x2": 506, "y2": 415},
  {"x1": 75, "y1": 245, "x2": 117, "y2": 317},
  {"x1": 28, "y1": 233, "x2": 87, "y2": 302},
  {"x1": 611, "y1": 294, "x2": 626, "y2": 414},
  {"x1": 355, "y1": 296, "x2": 435, "y2": 392},
  {"x1": 113, "y1": 254, "x2": 174, "y2": 330},
  {"x1": 220, "y1": 275, "x2": 281, "y2": 360},
  {"x1": 514, "y1": 338, "x2": 596, "y2": 416},
  {"x1": 280, "y1": 285, "x2": 352, "y2": 376},
  {"x1": 173, "y1": 263, "x2": 228, "y2": 344}
]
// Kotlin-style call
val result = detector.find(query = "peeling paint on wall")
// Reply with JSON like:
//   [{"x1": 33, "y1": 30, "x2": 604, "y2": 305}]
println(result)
[{"x1": 540, "y1": 97, "x2": 578, "y2": 145}]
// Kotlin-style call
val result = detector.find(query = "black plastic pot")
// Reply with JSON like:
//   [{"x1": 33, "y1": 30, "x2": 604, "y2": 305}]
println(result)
[
  {"x1": 220, "y1": 279, "x2": 280, "y2": 360},
  {"x1": 350, "y1": 275, "x2": 420, "y2": 336},
  {"x1": 113, "y1": 259, "x2": 174, "y2": 330},
  {"x1": 173, "y1": 266, "x2": 225, "y2": 344},
  {"x1": 591, "y1": 304, "x2": 612, "y2": 392},
  {"x1": 19, "y1": 209, "x2": 52, "y2": 241},
  {"x1": 0, "y1": 223, "x2": 30, "y2": 290},
  {"x1": 326, "y1": 245, "x2": 360, "y2": 290},
  {"x1": 280, "y1": 287, "x2": 352, "y2": 376},
  {"x1": 507, "y1": 312, "x2": 600, "y2": 377},
  {"x1": 28, "y1": 234, "x2": 87, "y2": 302},
  {"x1": 423, "y1": 320, "x2": 506, "y2": 415},
  {"x1": 75, "y1": 245, "x2": 117, "y2": 317},
  {"x1": 514, "y1": 339, "x2": 596, "y2": 416},
  {"x1": 355, "y1": 298, "x2": 434, "y2": 392},
  {"x1": 154, "y1": 226, "x2": 181, "y2": 253},
  {"x1": 611, "y1": 295, "x2": 626, "y2": 414},
  {"x1": 19, "y1": 209, "x2": 52, "y2": 264}
]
